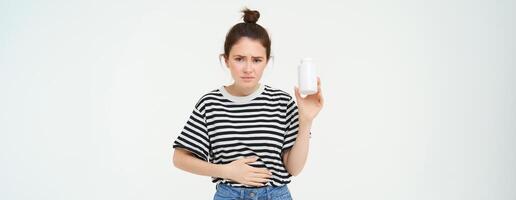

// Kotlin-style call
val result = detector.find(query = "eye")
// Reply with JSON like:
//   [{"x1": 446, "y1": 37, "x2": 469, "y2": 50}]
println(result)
[
  {"x1": 234, "y1": 57, "x2": 244, "y2": 62},
  {"x1": 253, "y1": 58, "x2": 262, "y2": 63}
]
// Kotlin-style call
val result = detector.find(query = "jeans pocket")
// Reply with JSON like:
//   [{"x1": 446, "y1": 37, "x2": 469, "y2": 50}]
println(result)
[
  {"x1": 213, "y1": 192, "x2": 239, "y2": 200},
  {"x1": 270, "y1": 186, "x2": 292, "y2": 200},
  {"x1": 273, "y1": 192, "x2": 292, "y2": 200}
]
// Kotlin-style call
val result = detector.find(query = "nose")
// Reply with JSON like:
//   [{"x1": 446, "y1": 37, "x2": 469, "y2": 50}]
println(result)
[{"x1": 243, "y1": 60, "x2": 253, "y2": 73}]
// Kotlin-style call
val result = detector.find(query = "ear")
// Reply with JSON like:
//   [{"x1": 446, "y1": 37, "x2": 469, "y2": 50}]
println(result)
[
  {"x1": 219, "y1": 54, "x2": 229, "y2": 68},
  {"x1": 266, "y1": 55, "x2": 274, "y2": 69}
]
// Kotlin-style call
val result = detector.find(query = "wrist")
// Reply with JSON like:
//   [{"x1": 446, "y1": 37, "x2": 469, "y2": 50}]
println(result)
[
  {"x1": 299, "y1": 117, "x2": 313, "y2": 128},
  {"x1": 298, "y1": 119, "x2": 312, "y2": 136},
  {"x1": 214, "y1": 163, "x2": 230, "y2": 179}
]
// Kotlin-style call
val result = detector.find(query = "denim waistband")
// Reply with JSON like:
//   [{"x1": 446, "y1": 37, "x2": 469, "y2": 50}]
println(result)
[{"x1": 215, "y1": 182, "x2": 291, "y2": 199}]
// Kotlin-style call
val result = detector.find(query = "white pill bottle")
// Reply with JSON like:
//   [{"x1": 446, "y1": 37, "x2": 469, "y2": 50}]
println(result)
[{"x1": 298, "y1": 58, "x2": 318, "y2": 96}]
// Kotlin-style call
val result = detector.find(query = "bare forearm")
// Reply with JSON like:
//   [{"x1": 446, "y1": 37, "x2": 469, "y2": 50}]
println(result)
[
  {"x1": 284, "y1": 119, "x2": 312, "y2": 176},
  {"x1": 173, "y1": 149, "x2": 227, "y2": 178}
]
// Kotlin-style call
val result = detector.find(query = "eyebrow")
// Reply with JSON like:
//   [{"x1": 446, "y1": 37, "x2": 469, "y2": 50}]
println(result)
[{"x1": 232, "y1": 55, "x2": 265, "y2": 59}]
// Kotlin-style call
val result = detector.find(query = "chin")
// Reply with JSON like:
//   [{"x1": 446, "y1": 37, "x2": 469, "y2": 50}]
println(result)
[{"x1": 238, "y1": 81, "x2": 258, "y2": 87}]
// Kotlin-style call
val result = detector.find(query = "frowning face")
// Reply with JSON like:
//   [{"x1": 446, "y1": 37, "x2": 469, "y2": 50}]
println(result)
[{"x1": 224, "y1": 37, "x2": 268, "y2": 89}]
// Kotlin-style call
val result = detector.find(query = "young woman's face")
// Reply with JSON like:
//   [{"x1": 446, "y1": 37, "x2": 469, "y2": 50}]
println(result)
[{"x1": 225, "y1": 37, "x2": 268, "y2": 89}]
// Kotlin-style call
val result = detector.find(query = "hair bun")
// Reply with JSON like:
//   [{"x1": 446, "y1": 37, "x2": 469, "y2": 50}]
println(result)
[{"x1": 242, "y1": 8, "x2": 260, "y2": 24}]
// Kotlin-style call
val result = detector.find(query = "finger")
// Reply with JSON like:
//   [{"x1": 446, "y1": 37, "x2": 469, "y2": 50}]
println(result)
[
  {"x1": 316, "y1": 77, "x2": 324, "y2": 105},
  {"x1": 244, "y1": 181, "x2": 265, "y2": 187},
  {"x1": 252, "y1": 167, "x2": 272, "y2": 175},
  {"x1": 259, "y1": 168, "x2": 273, "y2": 175},
  {"x1": 241, "y1": 156, "x2": 258, "y2": 163},
  {"x1": 251, "y1": 177, "x2": 270, "y2": 184},
  {"x1": 294, "y1": 86, "x2": 302, "y2": 101},
  {"x1": 316, "y1": 77, "x2": 322, "y2": 95},
  {"x1": 317, "y1": 85, "x2": 323, "y2": 102},
  {"x1": 244, "y1": 182, "x2": 264, "y2": 187},
  {"x1": 253, "y1": 172, "x2": 273, "y2": 179},
  {"x1": 319, "y1": 88, "x2": 324, "y2": 106}
]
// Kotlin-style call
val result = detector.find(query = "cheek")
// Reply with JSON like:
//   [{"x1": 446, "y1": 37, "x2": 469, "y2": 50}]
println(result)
[
  {"x1": 227, "y1": 65, "x2": 243, "y2": 75},
  {"x1": 256, "y1": 63, "x2": 267, "y2": 73}
]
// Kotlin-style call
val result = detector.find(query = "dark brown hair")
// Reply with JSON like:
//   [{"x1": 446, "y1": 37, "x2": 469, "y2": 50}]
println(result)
[{"x1": 223, "y1": 8, "x2": 271, "y2": 61}]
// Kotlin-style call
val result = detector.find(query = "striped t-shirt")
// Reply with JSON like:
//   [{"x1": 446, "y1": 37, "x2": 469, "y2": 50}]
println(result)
[{"x1": 173, "y1": 84, "x2": 307, "y2": 187}]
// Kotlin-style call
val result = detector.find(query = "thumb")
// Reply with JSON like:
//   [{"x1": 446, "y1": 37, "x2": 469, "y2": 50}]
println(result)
[{"x1": 294, "y1": 86, "x2": 302, "y2": 101}]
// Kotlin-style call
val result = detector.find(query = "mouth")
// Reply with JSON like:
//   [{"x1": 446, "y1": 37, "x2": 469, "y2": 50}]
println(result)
[{"x1": 241, "y1": 77, "x2": 255, "y2": 81}]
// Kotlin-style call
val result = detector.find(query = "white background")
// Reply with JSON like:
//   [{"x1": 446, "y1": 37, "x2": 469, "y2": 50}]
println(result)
[{"x1": 1, "y1": 0, "x2": 515, "y2": 199}]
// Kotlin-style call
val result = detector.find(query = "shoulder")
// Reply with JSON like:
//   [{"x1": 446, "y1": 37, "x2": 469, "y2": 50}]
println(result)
[
  {"x1": 263, "y1": 85, "x2": 298, "y2": 111},
  {"x1": 263, "y1": 85, "x2": 294, "y2": 101},
  {"x1": 194, "y1": 88, "x2": 225, "y2": 109},
  {"x1": 200, "y1": 88, "x2": 223, "y2": 100}
]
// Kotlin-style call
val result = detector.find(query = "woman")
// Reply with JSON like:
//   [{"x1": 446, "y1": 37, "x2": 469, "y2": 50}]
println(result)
[{"x1": 172, "y1": 8, "x2": 324, "y2": 200}]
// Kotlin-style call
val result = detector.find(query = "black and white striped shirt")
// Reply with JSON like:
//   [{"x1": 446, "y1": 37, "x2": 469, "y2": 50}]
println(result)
[{"x1": 173, "y1": 84, "x2": 307, "y2": 187}]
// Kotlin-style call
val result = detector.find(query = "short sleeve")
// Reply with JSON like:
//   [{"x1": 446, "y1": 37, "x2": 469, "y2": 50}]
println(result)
[
  {"x1": 282, "y1": 98, "x2": 309, "y2": 152},
  {"x1": 173, "y1": 104, "x2": 211, "y2": 162}
]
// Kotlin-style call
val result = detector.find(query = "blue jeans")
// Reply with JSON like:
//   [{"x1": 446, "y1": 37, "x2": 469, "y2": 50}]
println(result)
[{"x1": 213, "y1": 183, "x2": 293, "y2": 200}]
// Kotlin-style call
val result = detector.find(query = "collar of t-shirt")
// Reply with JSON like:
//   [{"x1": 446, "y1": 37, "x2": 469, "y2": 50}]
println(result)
[{"x1": 219, "y1": 83, "x2": 265, "y2": 103}]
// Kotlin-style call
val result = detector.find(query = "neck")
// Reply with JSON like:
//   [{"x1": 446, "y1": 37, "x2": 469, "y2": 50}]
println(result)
[{"x1": 225, "y1": 83, "x2": 260, "y2": 96}]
